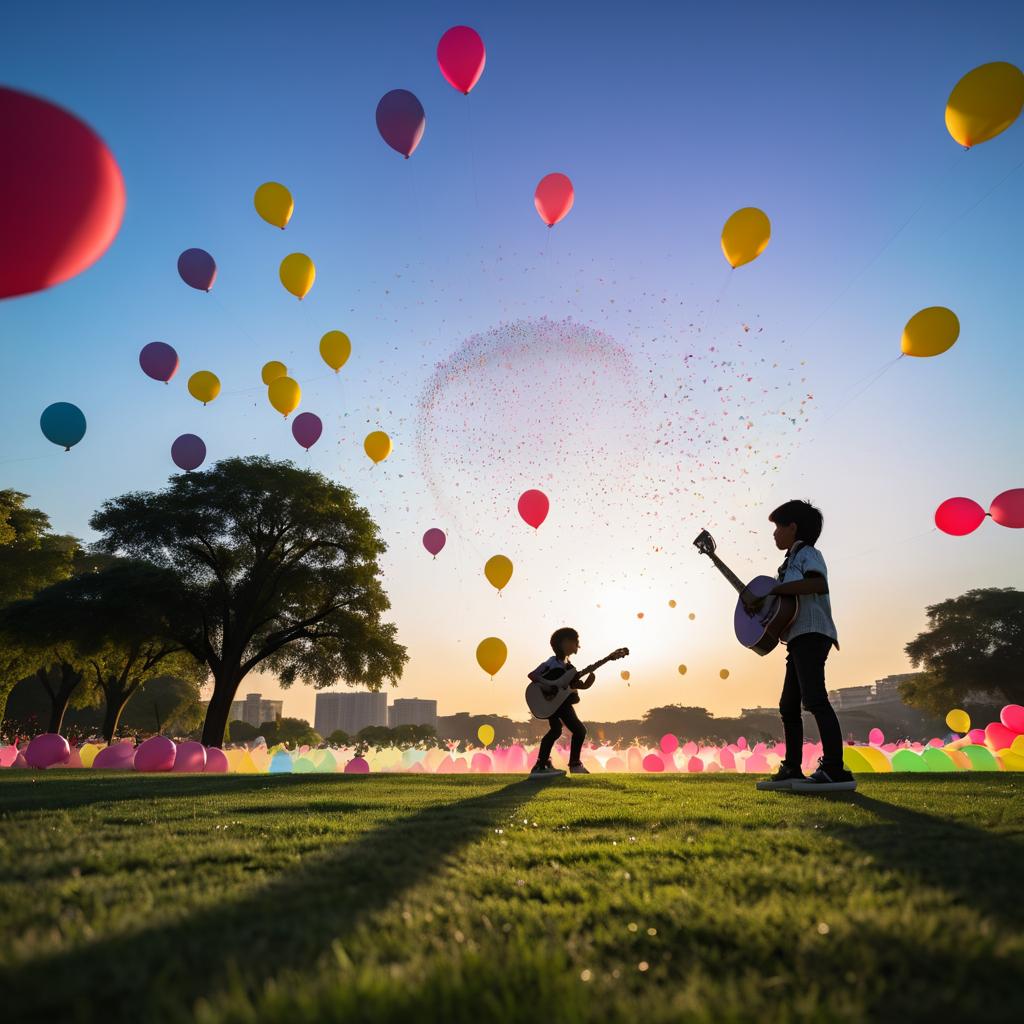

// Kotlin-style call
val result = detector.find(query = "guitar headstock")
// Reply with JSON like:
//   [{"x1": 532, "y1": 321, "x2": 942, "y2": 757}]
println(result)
[
  {"x1": 611, "y1": 647, "x2": 629, "y2": 660},
  {"x1": 693, "y1": 530, "x2": 716, "y2": 556}
]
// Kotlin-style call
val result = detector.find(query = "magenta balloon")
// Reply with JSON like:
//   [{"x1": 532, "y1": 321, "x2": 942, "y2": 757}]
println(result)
[
  {"x1": 177, "y1": 247, "x2": 217, "y2": 291},
  {"x1": 171, "y1": 433, "x2": 206, "y2": 472},
  {"x1": 139, "y1": 341, "x2": 179, "y2": 383},
  {"x1": 990, "y1": 488, "x2": 1024, "y2": 529},
  {"x1": 172, "y1": 740, "x2": 207, "y2": 772},
  {"x1": 93, "y1": 742, "x2": 136, "y2": 769},
  {"x1": 134, "y1": 735, "x2": 176, "y2": 772},
  {"x1": 1000, "y1": 704, "x2": 1024, "y2": 733},
  {"x1": 25, "y1": 733, "x2": 71, "y2": 769},
  {"x1": 934, "y1": 496, "x2": 986, "y2": 536},
  {"x1": 204, "y1": 747, "x2": 230, "y2": 773},
  {"x1": 422, "y1": 527, "x2": 446, "y2": 557},
  {"x1": 375, "y1": 89, "x2": 426, "y2": 158},
  {"x1": 518, "y1": 489, "x2": 550, "y2": 529},
  {"x1": 291, "y1": 412, "x2": 323, "y2": 450}
]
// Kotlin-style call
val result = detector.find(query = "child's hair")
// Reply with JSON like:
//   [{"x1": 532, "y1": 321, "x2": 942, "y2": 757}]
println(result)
[
  {"x1": 550, "y1": 627, "x2": 579, "y2": 655},
  {"x1": 769, "y1": 499, "x2": 824, "y2": 545}
]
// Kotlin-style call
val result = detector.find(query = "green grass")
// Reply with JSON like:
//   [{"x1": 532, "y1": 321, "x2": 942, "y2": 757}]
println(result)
[{"x1": 1, "y1": 773, "x2": 1021, "y2": 1024}]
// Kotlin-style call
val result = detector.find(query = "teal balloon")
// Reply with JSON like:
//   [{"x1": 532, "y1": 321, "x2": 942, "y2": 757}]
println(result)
[{"x1": 40, "y1": 402, "x2": 86, "y2": 450}]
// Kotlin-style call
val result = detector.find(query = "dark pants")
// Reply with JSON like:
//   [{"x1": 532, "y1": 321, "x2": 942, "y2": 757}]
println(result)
[
  {"x1": 537, "y1": 700, "x2": 587, "y2": 766},
  {"x1": 780, "y1": 632, "x2": 844, "y2": 771}
]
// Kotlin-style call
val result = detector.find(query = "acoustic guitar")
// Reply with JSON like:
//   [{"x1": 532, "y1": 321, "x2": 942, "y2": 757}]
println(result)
[
  {"x1": 525, "y1": 647, "x2": 629, "y2": 719},
  {"x1": 692, "y1": 529, "x2": 798, "y2": 656}
]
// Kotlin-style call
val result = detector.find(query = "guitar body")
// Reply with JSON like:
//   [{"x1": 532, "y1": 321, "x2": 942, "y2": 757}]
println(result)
[
  {"x1": 733, "y1": 575, "x2": 799, "y2": 656},
  {"x1": 525, "y1": 647, "x2": 629, "y2": 719}
]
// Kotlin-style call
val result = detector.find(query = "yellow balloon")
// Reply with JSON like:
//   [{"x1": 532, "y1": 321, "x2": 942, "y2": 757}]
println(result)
[
  {"x1": 719, "y1": 669, "x2": 730, "y2": 679},
  {"x1": 484, "y1": 554, "x2": 513, "y2": 592},
  {"x1": 946, "y1": 708, "x2": 970, "y2": 733},
  {"x1": 477, "y1": 724, "x2": 495, "y2": 747},
  {"x1": 268, "y1": 376, "x2": 301, "y2": 417},
  {"x1": 668, "y1": 599, "x2": 676, "y2": 608},
  {"x1": 254, "y1": 182, "x2": 294, "y2": 229},
  {"x1": 261, "y1": 360, "x2": 287, "y2": 385},
  {"x1": 901, "y1": 306, "x2": 959, "y2": 358},
  {"x1": 677, "y1": 664, "x2": 687, "y2": 675},
  {"x1": 279, "y1": 253, "x2": 315, "y2": 300},
  {"x1": 721, "y1": 207, "x2": 771, "y2": 268},
  {"x1": 188, "y1": 370, "x2": 221, "y2": 405},
  {"x1": 945, "y1": 62, "x2": 1024, "y2": 148},
  {"x1": 320, "y1": 330, "x2": 352, "y2": 372},
  {"x1": 364, "y1": 430, "x2": 392, "y2": 464},
  {"x1": 476, "y1": 637, "x2": 507, "y2": 678},
  {"x1": 620, "y1": 670, "x2": 630, "y2": 681}
]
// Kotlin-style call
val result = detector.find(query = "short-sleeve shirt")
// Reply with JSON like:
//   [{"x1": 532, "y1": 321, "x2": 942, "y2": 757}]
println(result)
[
  {"x1": 531, "y1": 656, "x2": 580, "y2": 704},
  {"x1": 778, "y1": 543, "x2": 838, "y2": 647}
]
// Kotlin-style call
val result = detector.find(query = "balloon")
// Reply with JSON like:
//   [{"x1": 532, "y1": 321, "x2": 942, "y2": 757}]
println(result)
[
  {"x1": 93, "y1": 742, "x2": 136, "y2": 769},
  {"x1": 320, "y1": 330, "x2": 352, "y2": 372},
  {"x1": 719, "y1": 669, "x2": 730, "y2": 679},
  {"x1": 139, "y1": 342, "x2": 179, "y2": 383},
  {"x1": 668, "y1": 599, "x2": 677, "y2": 607},
  {"x1": 375, "y1": 90, "x2": 426, "y2": 158},
  {"x1": 254, "y1": 182, "x2": 293, "y2": 229},
  {"x1": 437, "y1": 26, "x2": 486, "y2": 95},
  {"x1": 990, "y1": 488, "x2": 1024, "y2": 529},
  {"x1": 620, "y1": 671, "x2": 630, "y2": 681},
  {"x1": 279, "y1": 253, "x2": 315, "y2": 300},
  {"x1": 945, "y1": 62, "x2": 1024, "y2": 148},
  {"x1": 660, "y1": 733, "x2": 679, "y2": 754},
  {"x1": 868, "y1": 728, "x2": 884, "y2": 746},
  {"x1": 484, "y1": 554, "x2": 513, "y2": 592},
  {"x1": 423, "y1": 528, "x2": 446, "y2": 557},
  {"x1": 291, "y1": 412, "x2": 322, "y2": 450},
  {"x1": 172, "y1": 740, "x2": 207, "y2": 772},
  {"x1": 261, "y1": 360, "x2": 287, "y2": 385},
  {"x1": 1000, "y1": 704, "x2": 1024, "y2": 733},
  {"x1": 204, "y1": 748, "x2": 229, "y2": 773},
  {"x1": 935, "y1": 497, "x2": 986, "y2": 536},
  {"x1": 177, "y1": 248, "x2": 217, "y2": 292},
  {"x1": 0, "y1": 87, "x2": 125, "y2": 300},
  {"x1": 268, "y1": 376, "x2": 301, "y2": 417},
  {"x1": 476, "y1": 636, "x2": 507, "y2": 677},
  {"x1": 40, "y1": 402, "x2": 86, "y2": 450},
  {"x1": 134, "y1": 735, "x2": 176, "y2": 773},
  {"x1": 345, "y1": 755, "x2": 370, "y2": 774},
  {"x1": 171, "y1": 433, "x2": 206, "y2": 472},
  {"x1": 25, "y1": 733, "x2": 71, "y2": 769},
  {"x1": 946, "y1": 708, "x2": 970, "y2": 733},
  {"x1": 901, "y1": 306, "x2": 959, "y2": 357},
  {"x1": 188, "y1": 370, "x2": 220, "y2": 405},
  {"x1": 477, "y1": 723, "x2": 495, "y2": 747},
  {"x1": 677, "y1": 664, "x2": 687, "y2": 675},
  {"x1": 642, "y1": 753, "x2": 665, "y2": 772},
  {"x1": 721, "y1": 208, "x2": 771, "y2": 268},
  {"x1": 364, "y1": 431, "x2": 392, "y2": 464},
  {"x1": 534, "y1": 173, "x2": 574, "y2": 227},
  {"x1": 518, "y1": 489, "x2": 549, "y2": 529}
]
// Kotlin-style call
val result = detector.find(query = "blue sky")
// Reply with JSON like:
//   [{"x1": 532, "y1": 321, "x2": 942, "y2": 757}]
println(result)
[{"x1": 2, "y1": 2, "x2": 1022, "y2": 723}]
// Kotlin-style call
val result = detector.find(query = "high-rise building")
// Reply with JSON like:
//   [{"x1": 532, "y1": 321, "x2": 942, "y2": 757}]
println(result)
[
  {"x1": 224, "y1": 693, "x2": 283, "y2": 726},
  {"x1": 389, "y1": 698, "x2": 438, "y2": 731},
  {"x1": 314, "y1": 691, "x2": 387, "y2": 738}
]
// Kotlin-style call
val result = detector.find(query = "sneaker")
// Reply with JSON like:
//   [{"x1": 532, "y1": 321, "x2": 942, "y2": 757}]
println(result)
[
  {"x1": 755, "y1": 763, "x2": 806, "y2": 791},
  {"x1": 529, "y1": 763, "x2": 565, "y2": 779},
  {"x1": 568, "y1": 763, "x2": 590, "y2": 774},
  {"x1": 791, "y1": 759, "x2": 856, "y2": 793}
]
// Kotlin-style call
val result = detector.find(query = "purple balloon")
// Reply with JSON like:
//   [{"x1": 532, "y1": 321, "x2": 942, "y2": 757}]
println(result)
[
  {"x1": 177, "y1": 248, "x2": 217, "y2": 291},
  {"x1": 423, "y1": 528, "x2": 446, "y2": 557},
  {"x1": 291, "y1": 412, "x2": 323, "y2": 450},
  {"x1": 376, "y1": 89, "x2": 426, "y2": 158},
  {"x1": 139, "y1": 341, "x2": 179, "y2": 383},
  {"x1": 171, "y1": 433, "x2": 206, "y2": 472}
]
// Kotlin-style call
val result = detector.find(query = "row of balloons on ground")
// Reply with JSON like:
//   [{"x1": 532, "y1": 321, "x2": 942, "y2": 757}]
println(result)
[{"x1": 934, "y1": 491, "x2": 1024, "y2": 535}]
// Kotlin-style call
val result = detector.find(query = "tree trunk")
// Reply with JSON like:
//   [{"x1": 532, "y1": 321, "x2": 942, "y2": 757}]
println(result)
[
  {"x1": 101, "y1": 695, "x2": 130, "y2": 746},
  {"x1": 201, "y1": 675, "x2": 242, "y2": 747},
  {"x1": 42, "y1": 663, "x2": 83, "y2": 736}
]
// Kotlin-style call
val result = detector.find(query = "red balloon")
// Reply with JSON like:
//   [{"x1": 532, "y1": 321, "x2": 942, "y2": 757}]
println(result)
[
  {"x1": 437, "y1": 26, "x2": 486, "y2": 95},
  {"x1": 518, "y1": 489, "x2": 549, "y2": 530},
  {"x1": 990, "y1": 488, "x2": 1024, "y2": 529},
  {"x1": 0, "y1": 87, "x2": 125, "y2": 300},
  {"x1": 934, "y1": 497, "x2": 986, "y2": 536},
  {"x1": 534, "y1": 173, "x2": 574, "y2": 227}
]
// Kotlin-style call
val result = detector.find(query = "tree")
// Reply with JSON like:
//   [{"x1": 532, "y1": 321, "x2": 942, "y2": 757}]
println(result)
[
  {"x1": 91, "y1": 457, "x2": 408, "y2": 746},
  {"x1": 260, "y1": 717, "x2": 321, "y2": 748},
  {"x1": 227, "y1": 719, "x2": 261, "y2": 742},
  {"x1": 326, "y1": 728, "x2": 351, "y2": 746},
  {"x1": 903, "y1": 588, "x2": 1024, "y2": 715},
  {"x1": 642, "y1": 705, "x2": 717, "y2": 743},
  {"x1": 121, "y1": 675, "x2": 204, "y2": 736}
]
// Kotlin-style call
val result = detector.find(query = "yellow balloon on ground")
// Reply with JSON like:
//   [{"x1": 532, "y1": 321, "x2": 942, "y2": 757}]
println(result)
[
  {"x1": 279, "y1": 253, "x2": 315, "y2": 300},
  {"x1": 364, "y1": 431, "x2": 392, "y2": 464},
  {"x1": 946, "y1": 708, "x2": 970, "y2": 733},
  {"x1": 476, "y1": 637, "x2": 507, "y2": 678},
  {"x1": 677, "y1": 664, "x2": 687, "y2": 675},
  {"x1": 901, "y1": 307, "x2": 960, "y2": 357},
  {"x1": 261, "y1": 360, "x2": 287, "y2": 385},
  {"x1": 484, "y1": 554, "x2": 513, "y2": 592},
  {"x1": 721, "y1": 207, "x2": 771, "y2": 268},
  {"x1": 945, "y1": 62, "x2": 1024, "y2": 148},
  {"x1": 620, "y1": 670, "x2": 630, "y2": 681},
  {"x1": 320, "y1": 330, "x2": 352, "y2": 372},
  {"x1": 254, "y1": 182, "x2": 294, "y2": 229},
  {"x1": 477, "y1": 724, "x2": 495, "y2": 747},
  {"x1": 188, "y1": 370, "x2": 221, "y2": 405},
  {"x1": 268, "y1": 376, "x2": 301, "y2": 417}
]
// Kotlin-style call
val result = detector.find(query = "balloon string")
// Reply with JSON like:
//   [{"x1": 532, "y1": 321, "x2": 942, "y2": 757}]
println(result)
[
  {"x1": 933, "y1": 149, "x2": 1024, "y2": 244},
  {"x1": 696, "y1": 266, "x2": 733, "y2": 340},
  {"x1": 817, "y1": 354, "x2": 902, "y2": 426}
]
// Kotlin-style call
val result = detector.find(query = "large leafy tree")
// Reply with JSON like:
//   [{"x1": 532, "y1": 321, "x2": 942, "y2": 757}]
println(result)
[
  {"x1": 902, "y1": 588, "x2": 1024, "y2": 714},
  {"x1": 120, "y1": 675, "x2": 204, "y2": 737},
  {"x1": 91, "y1": 457, "x2": 408, "y2": 746}
]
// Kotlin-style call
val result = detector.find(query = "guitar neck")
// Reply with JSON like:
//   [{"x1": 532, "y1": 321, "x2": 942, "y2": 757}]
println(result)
[
  {"x1": 706, "y1": 552, "x2": 748, "y2": 595},
  {"x1": 577, "y1": 652, "x2": 619, "y2": 676}
]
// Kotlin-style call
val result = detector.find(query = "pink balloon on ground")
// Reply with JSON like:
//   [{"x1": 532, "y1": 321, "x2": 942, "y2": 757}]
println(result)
[
  {"x1": 1000, "y1": 704, "x2": 1024, "y2": 733},
  {"x1": 687, "y1": 756, "x2": 704, "y2": 773},
  {"x1": 204, "y1": 747, "x2": 229, "y2": 772},
  {"x1": 437, "y1": 26, "x2": 486, "y2": 94},
  {"x1": 720, "y1": 747, "x2": 735, "y2": 770},
  {"x1": 171, "y1": 433, "x2": 206, "y2": 472},
  {"x1": 26, "y1": 733, "x2": 71, "y2": 769},
  {"x1": 134, "y1": 735, "x2": 176, "y2": 772},
  {"x1": 989, "y1": 488, "x2": 1024, "y2": 528},
  {"x1": 660, "y1": 733, "x2": 679, "y2": 754},
  {"x1": 93, "y1": 743, "x2": 136, "y2": 769},
  {"x1": 985, "y1": 722, "x2": 1016, "y2": 750},
  {"x1": 423, "y1": 527, "x2": 446, "y2": 557},
  {"x1": 517, "y1": 489, "x2": 549, "y2": 529},
  {"x1": 470, "y1": 752, "x2": 492, "y2": 772},
  {"x1": 736, "y1": 736, "x2": 747, "y2": 750},
  {"x1": 968, "y1": 728, "x2": 986, "y2": 744},
  {"x1": 172, "y1": 740, "x2": 207, "y2": 772},
  {"x1": 868, "y1": 728, "x2": 884, "y2": 745},
  {"x1": 67, "y1": 745, "x2": 83, "y2": 768},
  {"x1": 12, "y1": 753, "x2": 28, "y2": 768},
  {"x1": 934, "y1": 497, "x2": 986, "y2": 536},
  {"x1": 642, "y1": 753, "x2": 664, "y2": 772},
  {"x1": 344, "y1": 756, "x2": 370, "y2": 774},
  {"x1": 0, "y1": 744, "x2": 18, "y2": 768},
  {"x1": 291, "y1": 412, "x2": 322, "y2": 450}
]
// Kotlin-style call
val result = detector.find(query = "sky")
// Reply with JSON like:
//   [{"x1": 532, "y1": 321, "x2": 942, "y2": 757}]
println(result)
[{"x1": 2, "y1": 1, "x2": 1023, "y2": 727}]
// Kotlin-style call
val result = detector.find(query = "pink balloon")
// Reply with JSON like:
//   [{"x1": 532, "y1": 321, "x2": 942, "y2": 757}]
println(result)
[
  {"x1": 642, "y1": 753, "x2": 665, "y2": 772},
  {"x1": 139, "y1": 342, "x2": 179, "y2": 383},
  {"x1": 437, "y1": 26, "x2": 486, "y2": 95},
  {"x1": 204, "y1": 747, "x2": 229, "y2": 773},
  {"x1": 344, "y1": 756, "x2": 370, "y2": 774},
  {"x1": 172, "y1": 740, "x2": 207, "y2": 772},
  {"x1": 0, "y1": 744, "x2": 18, "y2": 768},
  {"x1": 736, "y1": 736, "x2": 747, "y2": 750},
  {"x1": 659, "y1": 733, "x2": 679, "y2": 754},
  {"x1": 1000, "y1": 704, "x2": 1024, "y2": 733},
  {"x1": 934, "y1": 497, "x2": 986, "y2": 536},
  {"x1": 534, "y1": 173, "x2": 574, "y2": 227},
  {"x1": 868, "y1": 728, "x2": 884, "y2": 746},
  {"x1": 968, "y1": 728, "x2": 986, "y2": 744},
  {"x1": 687, "y1": 755, "x2": 704, "y2": 773},
  {"x1": 985, "y1": 722, "x2": 1016, "y2": 750},
  {"x1": 990, "y1": 488, "x2": 1024, "y2": 529},
  {"x1": 171, "y1": 433, "x2": 206, "y2": 472},
  {"x1": 720, "y1": 747, "x2": 736, "y2": 770},
  {"x1": 517, "y1": 489, "x2": 549, "y2": 529},
  {"x1": 423, "y1": 527, "x2": 446, "y2": 557},
  {"x1": 470, "y1": 752, "x2": 492, "y2": 772},
  {"x1": 134, "y1": 735, "x2": 176, "y2": 773},
  {"x1": 93, "y1": 742, "x2": 136, "y2": 769},
  {"x1": 25, "y1": 733, "x2": 71, "y2": 769},
  {"x1": 291, "y1": 412, "x2": 323, "y2": 451},
  {"x1": 375, "y1": 90, "x2": 425, "y2": 158}
]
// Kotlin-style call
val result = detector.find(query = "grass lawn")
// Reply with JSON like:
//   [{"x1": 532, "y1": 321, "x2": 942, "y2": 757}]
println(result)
[{"x1": 1, "y1": 773, "x2": 1021, "y2": 1023}]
